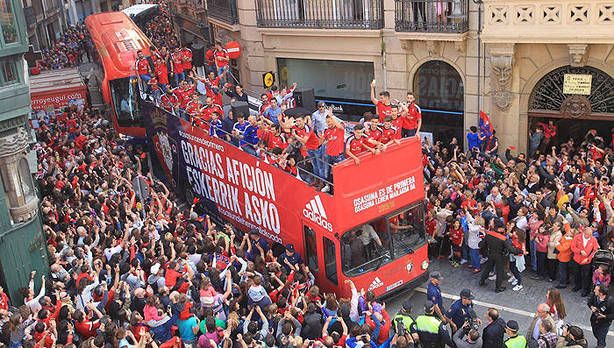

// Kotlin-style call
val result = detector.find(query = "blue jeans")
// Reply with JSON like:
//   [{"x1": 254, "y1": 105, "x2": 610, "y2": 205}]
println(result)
[
  {"x1": 173, "y1": 72, "x2": 185, "y2": 87},
  {"x1": 461, "y1": 242, "x2": 469, "y2": 261},
  {"x1": 469, "y1": 248, "x2": 481, "y2": 269},
  {"x1": 242, "y1": 144, "x2": 257, "y2": 156},
  {"x1": 537, "y1": 251, "x2": 547, "y2": 277},
  {"x1": 308, "y1": 147, "x2": 326, "y2": 180},
  {"x1": 558, "y1": 261, "x2": 568, "y2": 286},
  {"x1": 530, "y1": 240, "x2": 537, "y2": 272},
  {"x1": 592, "y1": 321, "x2": 609, "y2": 347},
  {"x1": 510, "y1": 259, "x2": 522, "y2": 285},
  {"x1": 326, "y1": 153, "x2": 345, "y2": 182},
  {"x1": 139, "y1": 74, "x2": 152, "y2": 92}
]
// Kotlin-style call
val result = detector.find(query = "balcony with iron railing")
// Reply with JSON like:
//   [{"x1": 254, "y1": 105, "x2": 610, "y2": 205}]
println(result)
[
  {"x1": 255, "y1": 0, "x2": 384, "y2": 29},
  {"x1": 171, "y1": 0, "x2": 208, "y2": 24},
  {"x1": 395, "y1": 0, "x2": 469, "y2": 33},
  {"x1": 207, "y1": 0, "x2": 239, "y2": 25}
]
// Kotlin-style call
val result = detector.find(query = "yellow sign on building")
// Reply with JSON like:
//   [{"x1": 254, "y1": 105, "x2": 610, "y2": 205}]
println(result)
[{"x1": 563, "y1": 74, "x2": 592, "y2": 95}]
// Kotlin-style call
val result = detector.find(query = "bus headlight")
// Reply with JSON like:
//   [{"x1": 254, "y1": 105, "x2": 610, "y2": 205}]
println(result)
[
  {"x1": 406, "y1": 263, "x2": 413, "y2": 272},
  {"x1": 421, "y1": 260, "x2": 429, "y2": 270}
]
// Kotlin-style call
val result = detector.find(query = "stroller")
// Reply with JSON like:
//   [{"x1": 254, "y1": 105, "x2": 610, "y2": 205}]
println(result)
[{"x1": 592, "y1": 249, "x2": 614, "y2": 294}]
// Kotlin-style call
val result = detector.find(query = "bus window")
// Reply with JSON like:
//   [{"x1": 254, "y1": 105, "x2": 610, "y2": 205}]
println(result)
[
  {"x1": 110, "y1": 77, "x2": 143, "y2": 127},
  {"x1": 323, "y1": 237, "x2": 337, "y2": 284},
  {"x1": 341, "y1": 219, "x2": 392, "y2": 277},
  {"x1": 304, "y1": 226, "x2": 318, "y2": 273},
  {"x1": 389, "y1": 202, "x2": 426, "y2": 257},
  {"x1": 340, "y1": 202, "x2": 426, "y2": 277}
]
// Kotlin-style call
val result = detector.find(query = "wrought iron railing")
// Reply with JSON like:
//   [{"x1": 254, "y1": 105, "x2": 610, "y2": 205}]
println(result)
[
  {"x1": 395, "y1": 0, "x2": 468, "y2": 33},
  {"x1": 207, "y1": 0, "x2": 239, "y2": 25},
  {"x1": 255, "y1": 0, "x2": 384, "y2": 29}
]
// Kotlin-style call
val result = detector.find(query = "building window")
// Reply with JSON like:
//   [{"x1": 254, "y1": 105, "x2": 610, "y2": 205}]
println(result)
[
  {"x1": 0, "y1": 60, "x2": 17, "y2": 86},
  {"x1": 0, "y1": 0, "x2": 17, "y2": 44}
]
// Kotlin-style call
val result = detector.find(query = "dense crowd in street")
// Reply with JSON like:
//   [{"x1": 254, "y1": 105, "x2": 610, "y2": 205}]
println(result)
[
  {"x1": 38, "y1": 24, "x2": 92, "y2": 70},
  {"x1": 10, "y1": 1, "x2": 614, "y2": 347}
]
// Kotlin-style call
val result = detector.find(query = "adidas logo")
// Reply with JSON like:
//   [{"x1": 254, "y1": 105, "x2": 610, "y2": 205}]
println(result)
[
  {"x1": 303, "y1": 195, "x2": 333, "y2": 231},
  {"x1": 368, "y1": 277, "x2": 384, "y2": 291}
]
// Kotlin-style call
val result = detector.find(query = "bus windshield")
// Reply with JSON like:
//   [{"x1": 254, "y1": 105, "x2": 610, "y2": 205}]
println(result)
[
  {"x1": 341, "y1": 202, "x2": 425, "y2": 277},
  {"x1": 110, "y1": 77, "x2": 143, "y2": 128}
]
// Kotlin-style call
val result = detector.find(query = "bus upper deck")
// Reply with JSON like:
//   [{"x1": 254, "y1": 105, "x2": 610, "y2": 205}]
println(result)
[{"x1": 143, "y1": 98, "x2": 428, "y2": 297}]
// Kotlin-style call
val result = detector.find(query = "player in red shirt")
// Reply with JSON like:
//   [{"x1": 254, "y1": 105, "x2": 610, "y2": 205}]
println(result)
[
  {"x1": 153, "y1": 56, "x2": 170, "y2": 91},
  {"x1": 381, "y1": 116, "x2": 401, "y2": 145},
  {"x1": 321, "y1": 111, "x2": 345, "y2": 192},
  {"x1": 185, "y1": 94, "x2": 203, "y2": 121},
  {"x1": 135, "y1": 50, "x2": 152, "y2": 91},
  {"x1": 364, "y1": 114, "x2": 386, "y2": 151},
  {"x1": 171, "y1": 48, "x2": 185, "y2": 87},
  {"x1": 181, "y1": 46, "x2": 193, "y2": 74},
  {"x1": 201, "y1": 96, "x2": 224, "y2": 122},
  {"x1": 369, "y1": 79, "x2": 392, "y2": 122},
  {"x1": 160, "y1": 89, "x2": 179, "y2": 113},
  {"x1": 213, "y1": 42, "x2": 229, "y2": 78},
  {"x1": 402, "y1": 92, "x2": 422, "y2": 137},
  {"x1": 205, "y1": 45, "x2": 216, "y2": 73},
  {"x1": 345, "y1": 124, "x2": 378, "y2": 165}
]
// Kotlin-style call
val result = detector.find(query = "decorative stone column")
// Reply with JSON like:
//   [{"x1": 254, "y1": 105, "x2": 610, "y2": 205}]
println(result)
[
  {"x1": 488, "y1": 44, "x2": 522, "y2": 150},
  {"x1": 0, "y1": 127, "x2": 38, "y2": 223}
]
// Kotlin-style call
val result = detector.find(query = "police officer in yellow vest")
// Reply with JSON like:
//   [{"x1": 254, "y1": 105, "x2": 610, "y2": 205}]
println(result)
[
  {"x1": 504, "y1": 320, "x2": 527, "y2": 348},
  {"x1": 393, "y1": 300, "x2": 420, "y2": 342},
  {"x1": 415, "y1": 300, "x2": 453, "y2": 348}
]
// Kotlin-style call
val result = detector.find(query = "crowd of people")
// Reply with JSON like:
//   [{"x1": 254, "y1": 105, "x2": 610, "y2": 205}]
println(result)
[{"x1": 38, "y1": 24, "x2": 92, "y2": 71}]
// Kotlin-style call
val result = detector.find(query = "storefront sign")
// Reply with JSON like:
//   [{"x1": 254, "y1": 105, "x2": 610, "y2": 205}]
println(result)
[
  {"x1": 563, "y1": 74, "x2": 592, "y2": 95},
  {"x1": 262, "y1": 71, "x2": 275, "y2": 88}
]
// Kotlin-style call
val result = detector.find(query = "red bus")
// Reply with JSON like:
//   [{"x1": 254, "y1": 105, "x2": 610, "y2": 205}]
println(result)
[
  {"x1": 143, "y1": 102, "x2": 429, "y2": 298},
  {"x1": 85, "y1": 12, "x2": 152, "y2": 138}
]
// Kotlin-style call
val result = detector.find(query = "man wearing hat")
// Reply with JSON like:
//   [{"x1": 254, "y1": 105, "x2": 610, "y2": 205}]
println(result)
[
  {"x1": 504, "y1": 320, "x2": 527, "y2": 348},
  {"x1": 277, "y1": 243, "x2": 303, "y2": 273},
  {"x1": 393, "y1": 300, "x2": 419, "y2": 342},
  {"x1": 446, "y1": 289, "x2": 479, "y2": 333},
  {"x1": 415, "y1": 300, "x2": 453, "y2": 348},
  {"x1": 427, "y1": 271, "x2": 445, "y2": 318}
]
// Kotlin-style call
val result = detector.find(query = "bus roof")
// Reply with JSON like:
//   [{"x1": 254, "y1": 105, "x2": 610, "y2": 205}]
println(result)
[
  {"x1": 29, "y1": 68, "x2": 84, "y2": 94},
  {"x1": 121, "y1": 4, "x2": 159, "y2": 17},
  {"x1": 85, "y1": 12, "x2": 152, "y2": 80}
]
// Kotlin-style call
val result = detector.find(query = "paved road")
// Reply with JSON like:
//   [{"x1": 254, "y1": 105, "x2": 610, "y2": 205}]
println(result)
[{"x1": 384, "y1": 259, "x2": 614, "y2": 347}]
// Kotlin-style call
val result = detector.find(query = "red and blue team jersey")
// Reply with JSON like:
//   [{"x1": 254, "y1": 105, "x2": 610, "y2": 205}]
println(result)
[
  {"x1": 346, "y1": 135, "x2": 368, "y2": 156},
  {"x1": 365, "y1": 126, "x2": 383, "y2": 147},
  {"x1": 381, "y1": 127, "x2": 398, "y2": 144}
]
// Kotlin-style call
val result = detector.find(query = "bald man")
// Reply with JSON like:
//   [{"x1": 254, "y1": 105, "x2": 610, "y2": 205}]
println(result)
[{"x1": 526, "y1": 303, "x2": 556, "y2": 342}]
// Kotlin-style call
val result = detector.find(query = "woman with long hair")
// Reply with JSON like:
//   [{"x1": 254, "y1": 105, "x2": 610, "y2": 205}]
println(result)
[{"x1": 546, "y1": 287, "x2": 567, "y2": 334}]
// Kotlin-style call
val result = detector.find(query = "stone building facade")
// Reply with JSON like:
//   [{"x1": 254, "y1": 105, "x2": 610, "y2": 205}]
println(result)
[
  {"x1": 0, "y1": 0, "x2": 49, "y2": 301},
  {"x1": 174, "y1": 0, "x2": 614, "y2": 151}
]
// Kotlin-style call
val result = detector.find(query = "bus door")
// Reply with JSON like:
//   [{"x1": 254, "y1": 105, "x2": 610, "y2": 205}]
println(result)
[{"x1": 302, "y1": 223, "x2": 339, "y2": 293}]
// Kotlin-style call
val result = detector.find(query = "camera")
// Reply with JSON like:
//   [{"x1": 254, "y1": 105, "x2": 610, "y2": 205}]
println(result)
[
  {"x1": 395, "y1": 318, "x2": 406, "y2": 336},
  {"x1": 463, "y1": 309, "x2": 480, "y2": 333}
]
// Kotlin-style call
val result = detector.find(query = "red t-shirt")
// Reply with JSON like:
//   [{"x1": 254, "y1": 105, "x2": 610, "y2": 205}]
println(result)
[
  {"x1": 376, "y1": 101, "x2": 392, "y2": 122},
  {"x1": 205, "y1": 49, "x2": 215, "y2": 65},
  {"x1": 185, "y1": 101, "x2": 202, "y2": 117},
  {"x1": 136, "y1": 58, "x2": 150, "y2": 76},
  {"x1": 172, "y1": 52, "x2": 184, "y2": 73},
  {"x1": 201, "y1": 104, "x2": 223, "y2": 121},
  {"x1": 214, "y1": 49, "x2": 229, "y2": 68},
  {"x1": 160, "y1": 94, "x2": 178, "y2": 111},
  {"x1": 323, "y1": 127, "x2": 344, "y2": 156},
  {"x1": 381, "y1": 127, "x2": 397, "y2": 144},
  {"x1": 404, "y1": 103, "x2": 422, "y2": 130},
  {"x1": 182, "y1": 48, "x2": 192, "y2": 70},
  {"x1": 154, "y1": 60, "x2": 169, "y2": 85},
  {"x1": 346, "y1": 135, "x2": 368, "y2": 156},
  {"x1": 294, "y1": 126, "x2": 320, "y2": 152},
  {"x1": 365, "y1": 127, "x2": 383, "y2": 147},
  {"x1": 75, "y1": 320, "x2": 101, "y2": 339}
]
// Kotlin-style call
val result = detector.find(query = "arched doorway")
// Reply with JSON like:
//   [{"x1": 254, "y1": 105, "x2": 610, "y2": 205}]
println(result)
[
  {"x1": 413, "y1": 60, "x2": 464, "y2": 142},
  {"x1": 528, "y1": 65, "x2": 614, "y2": 144}
]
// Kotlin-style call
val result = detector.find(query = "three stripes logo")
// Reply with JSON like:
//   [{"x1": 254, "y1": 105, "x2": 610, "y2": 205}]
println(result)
[
  {"x1": 303, "y1": 195, "x2": 333, "y2": 231},
  {"x1": 368, "y1": 277, "x2": 384, "y2": 291}
]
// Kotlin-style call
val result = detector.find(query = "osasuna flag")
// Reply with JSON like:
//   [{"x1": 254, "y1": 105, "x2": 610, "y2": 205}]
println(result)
[{"x1": 479, "y1": 111, "x2": 494, "y2": 137}]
